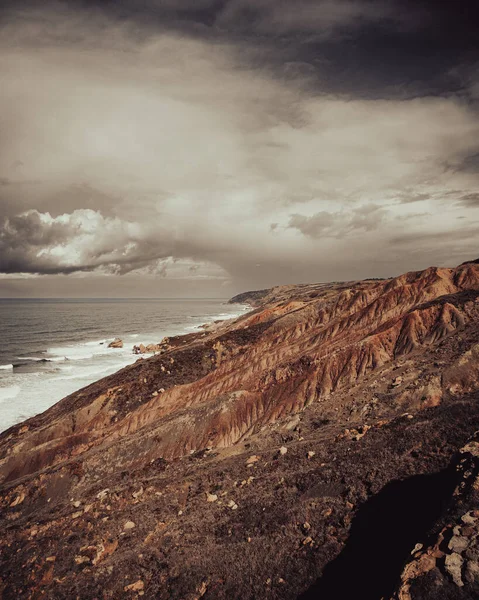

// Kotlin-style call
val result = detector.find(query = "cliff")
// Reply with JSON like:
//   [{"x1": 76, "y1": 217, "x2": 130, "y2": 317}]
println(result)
[{"x1": 1, "y1": 260, "x2": 479, "y2": 599}]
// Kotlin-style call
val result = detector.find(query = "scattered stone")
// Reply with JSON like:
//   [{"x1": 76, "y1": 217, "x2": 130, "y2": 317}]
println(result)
[
  {"x1": 465, "y1": 560, "x2": 479, "y2": 584},
  {"x1": 10, "y1": 492, "x2": 25, "y2": 507},
  {"x1": 196, "y1": 581, "x2": 208, "y2": 598},
  {"x1": 71, "y1": 511, "x2": 83, "y2": 519},
  {"x1": 227, "y1": 500, "x2": 238, "y2": 510},
  {"x1": 124, "y1": 580, "x2": 144, "y2": 592},
  {"x1": 72, "y1": 500, "x2": 81, "y2": 508},
  {"x1": 449, "y1": 535, "x2": 469, "y2": 553},
  {"x1": 445, "y1": 552, "x2": 464, "y2": 586},
  {"x1": 411, "y1": 543, "x2": 423, "y2": 555},
  {"x1": 92, "y1": 539, "x2": 118, "y2": 565},
  {"x1": 75, "y1": 555, "x2": 90, "y2": 565},
  {"x1": 159, "y1": 388, "x2": 165, "y2": 393},
  {"x1": 392, "y1": 376, "x2": 403, "y2": 387},
  {"x1": 96, "y1": 489, "x2": 110, "y2": 500},
  {"x1": 302, "y1": 522, "x2": 311, "y2": 532},
  {"x1": 279, "y1": 446, "x2": 288, "y2": 456},
  {"x1": 307, "y1": 451, "x2": 316, "y2": 459},
  {"x1": 283, "y1": 415, "x2": 301, "y2": 431},
  {"x1": 152, "y1": 391, "x2": 158, "y2": 397},
  {"x1": 132, "y1": 488, "x2": 144, "y2": 499},
  {"x1": 246, "y1": 455, "x2": 260, "y2": 466},
  {"x1": 206, "y1": 493, "x2": 218, "y2": 503},
  {"x1": 302, "y1": 536, "x2": 314, "y2": 546},
  {"x1": 124, "y1": 521, "x2": 136, "y2": 530},
  {"x1": 462, "y1": 511, "x2": 478, "y2": 525}
]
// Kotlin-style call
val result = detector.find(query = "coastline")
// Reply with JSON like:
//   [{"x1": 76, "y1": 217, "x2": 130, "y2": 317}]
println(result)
[{"x1": 0, "y1": 300, "x2": 251, "y2": 433}]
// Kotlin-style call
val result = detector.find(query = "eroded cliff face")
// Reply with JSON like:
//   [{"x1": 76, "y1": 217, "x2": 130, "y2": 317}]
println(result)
[{"x1": 1, "y1": 261, "x2": 479, "y2": 599}]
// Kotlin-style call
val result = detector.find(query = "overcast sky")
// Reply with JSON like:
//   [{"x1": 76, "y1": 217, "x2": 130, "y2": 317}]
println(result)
[{"x1": 0, "y1": 0, "x2": 478, "y2": 297}]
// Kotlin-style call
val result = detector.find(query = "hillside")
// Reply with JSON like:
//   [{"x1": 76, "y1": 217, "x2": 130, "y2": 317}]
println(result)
[{"x1": 1, "y1": 260, "x2": 479, "y2": 599}]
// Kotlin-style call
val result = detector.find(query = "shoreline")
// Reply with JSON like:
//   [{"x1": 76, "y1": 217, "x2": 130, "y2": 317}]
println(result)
[{"x1": 0, "y1": 300, "x2": 251, "y2": 433}]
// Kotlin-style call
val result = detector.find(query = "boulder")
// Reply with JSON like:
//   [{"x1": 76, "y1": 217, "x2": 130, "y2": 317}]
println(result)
[
  {"x1": 133, "y1": 344, "x2": 147, "y2": 355},
  {"x1": 108, "y1": 338, "x2": 123, "y2": 349}
]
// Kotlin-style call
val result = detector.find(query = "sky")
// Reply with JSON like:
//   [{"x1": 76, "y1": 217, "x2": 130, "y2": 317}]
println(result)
[{"x1": 0, "y1": 0, "x2": 478, "y2": 297}]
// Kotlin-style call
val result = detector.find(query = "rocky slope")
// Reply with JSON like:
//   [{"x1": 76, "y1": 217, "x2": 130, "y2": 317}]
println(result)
[{"x1": 1, "y1": 260, "x2": 479, "y2": 599}]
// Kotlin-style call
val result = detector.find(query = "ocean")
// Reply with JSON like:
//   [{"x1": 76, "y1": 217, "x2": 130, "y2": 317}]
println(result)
[{"x1": 0, "y1": 298, "x2": 249, "y2": 433}]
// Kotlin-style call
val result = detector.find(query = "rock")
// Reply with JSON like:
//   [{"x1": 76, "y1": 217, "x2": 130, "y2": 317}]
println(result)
[
  {"x1": 75, "y1": 555, "x2": 90, "y2": 565},
  {"x1": 159, "y1": 388, "x2": 165, "y2": 393},
  {"x1": 283, "y1": 415, "x2": 301, "y2": 431},
  {"x1": 227, "y1": 500, "x2": 238, "y2": 510},
  {"x1": 10, "y1": 492, "x2": 25, "y2": 507},
  {"x1": 196, "y1": 580, "x2": 208, "y2": 598},
  {"x1": 133, "y1": 344, "x2": 147, "y2": 355},
  {"x1": 71, "y1": 511, "x2": 83, "y2": 519},
  {"x1": 307, "y1": 451, "x2": 316, "y2": 459},
  {"x1": 302, "y1": 522, "x2": 311, "y2": 532},
  {"x1": 132, "y1": 487, "x2": 143, "y2": 499},
  {"x1": 96, "y1": 489, "x2": 109, "y2": 500},
  {"x1": 206, "y1": 493, "x2": 218, "y2": 503},
  {"x1": 246, "y1": 455, "x2": 260, "y2": 466},
  {"x1": 392, "y1": 376, "x2": 403, "y2": 387},
  {"x1": 462, "y1": 511, "x2": 478, "y2": 525},
  {"x1": 72, "y1": 500, "x2": 81, "y2": 508},
  {"x1": 302, "y1": 536, "x2": 314, "y2": 546},
  {"x1": 411, "y1": 543, "x2": 423, "y2": 555},
  {"x1": 124, "y1": 521, "x2": 136, "y2": 530},
  {"x1": 449, "y1": 535, "x2": 469, "y2": 553},
  {"x1": 465, "y1": 560, "x2": 479, "y2": 584},
  {"x1": 445, "y1": 552, "x2": 464, "y2": 586},
  {"x1": 124, "y1": 580, "x2": 144, "y2": 592},
  {"x1": 108, "y1": 338, "x2": 123, "y2": 349},
  {"x1": 92, "y1": 539, "x2": 118, "y2": 565},
  {"x1": 279, "y1": 446, "x2": 288, "y2": 456}
]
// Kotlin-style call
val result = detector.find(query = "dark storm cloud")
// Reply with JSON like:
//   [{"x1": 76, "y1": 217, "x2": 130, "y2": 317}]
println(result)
[{"x1": 3, "y1": 0, "x2": 478, "y2": 100}]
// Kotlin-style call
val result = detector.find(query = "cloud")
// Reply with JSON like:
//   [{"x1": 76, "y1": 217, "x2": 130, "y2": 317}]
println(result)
[
  {"x1": 288, "y1": 204, "x2": 388, "y2": 239},
  {"x1": 0, "y1": 209, "x2": 175, "y2": 274},
  {"x1": 456, "y1": 193, "x2": 479, "y2": 208},
  {"x1": 0, "y1": 3, "x2": 478, "y2": 294}
]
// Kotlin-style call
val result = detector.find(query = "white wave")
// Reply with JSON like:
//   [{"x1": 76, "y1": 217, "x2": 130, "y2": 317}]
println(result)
[
  {"x1": 0, "y1": 364, "x2": 13, "y2": 370},
  {"x1": 0, "y1": 385, "x2": 20, "y2": 402}
]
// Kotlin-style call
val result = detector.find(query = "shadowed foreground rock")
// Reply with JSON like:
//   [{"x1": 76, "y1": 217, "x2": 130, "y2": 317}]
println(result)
[{"x1": 1, "y1": 260, "x2": 479, "y2": 599}]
